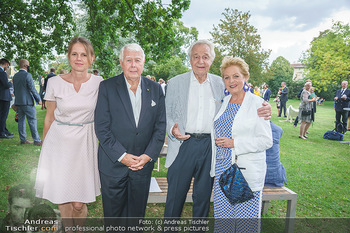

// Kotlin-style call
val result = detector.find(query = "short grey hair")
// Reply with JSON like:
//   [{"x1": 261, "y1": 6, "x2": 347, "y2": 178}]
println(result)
[
  {"x1": 342, "y1": 80, "x2": 348, "y2": 85},
  {"x1": 188, "y1": 40, "x2": 215, "y2": 62},
  {"x1": 119, "y1": 43, "x2": 145, "y2": 62}
]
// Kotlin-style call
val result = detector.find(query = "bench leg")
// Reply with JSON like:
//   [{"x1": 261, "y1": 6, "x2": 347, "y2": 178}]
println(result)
[
  {"x1": 285, "y1": 198, "x2": 297, "y2": 233},
  {"x1": 262, "y1": 201, "x2": 269, "y2": 215}
]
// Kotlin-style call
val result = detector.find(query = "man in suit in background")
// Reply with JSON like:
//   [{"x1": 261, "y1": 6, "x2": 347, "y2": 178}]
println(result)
[
  {"x1": 94, "y1": 44, "x2": 166, "y2": 220},
  {"x1": 43, "y1": 67, "x2": 56, "y2": 92},
  {"x1": 164, "y1": 40, "x2": 272, "y2": 220},
  {"x1": 42, "y1": 67, "x2": 56, "y2": 110},
  {"x1": 334, "y1": 80, "x2": 350, "y2": 133},
  {"x1": 12, "y1": 59, "x2": 42, "y2": 145},
  {"x1": 278, "y1": 82, "x2": 288, "y2": 117},
  {"x1": 0, "y1": 58, "x2": 14, "y2": 139},
  {"x1": 263, "y1": 84, "x2": 271, "y2": 102}
]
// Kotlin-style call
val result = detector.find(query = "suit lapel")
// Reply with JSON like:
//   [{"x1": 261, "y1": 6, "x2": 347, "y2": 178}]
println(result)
[
  {"x1": 138, "y1": 77, "x2": 151, "y2": 127},
  {"x1": 115, "y1": 74, "x2": 137, "y2": 128}
]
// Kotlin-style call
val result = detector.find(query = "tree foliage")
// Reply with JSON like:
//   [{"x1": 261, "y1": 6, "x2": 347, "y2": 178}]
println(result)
[
  {"x1": 302, "y1": 21, "x2": 350, "y2": 93},
  {"x1": 81, "y1": 0, "x2": 191, "y2": 78},
  {"x1": 0, "y1": 0, "x2": 75, "y2": 77},
  {"x1": 267, "y1": 56, "x2": 294, "y2": 96},
  {"x1": 148, "y1": 56, "x2": 190, "y2": 81},
  {"x1": 210, "y1": 8, "x2": 271, "y2": 85}
]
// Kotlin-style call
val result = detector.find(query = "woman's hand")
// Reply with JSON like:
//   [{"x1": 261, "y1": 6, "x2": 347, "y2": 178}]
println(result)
[{"x1": 215, "y1": 137, "x2": 234, "y2": 148}]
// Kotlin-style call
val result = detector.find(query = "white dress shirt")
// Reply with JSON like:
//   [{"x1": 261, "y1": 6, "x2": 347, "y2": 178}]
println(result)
[
  {"x1": 185, "y1": 71, "x2": 215, "y2": 134},
  {"x1": 118, "y1": 76, "x2": 142, "y2": 162}
]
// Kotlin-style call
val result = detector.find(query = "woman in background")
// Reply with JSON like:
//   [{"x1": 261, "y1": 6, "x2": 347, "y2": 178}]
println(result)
[
  {"x1": 211, "y1": 56, "x2": 272, "y2": 232},
  {"x1": 298, "y1": 82, "x2": 316, "y2": 139},
  {"x1": 35, "y1": 37, "x2": 102, "y2": 232}
]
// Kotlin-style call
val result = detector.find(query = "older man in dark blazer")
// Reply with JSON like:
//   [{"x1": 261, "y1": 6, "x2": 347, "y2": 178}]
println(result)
[
  {"x1": 334, "y1": 80, "x2": 350, "y2": 133},
  {"x1": 94, "y1": 44, "x2": 166, "y2": 220},
  {"x1": 12, "y1": 59, "x2": 42, "y2": 145},
  {"x1": 0, "y1": 58, "x2": 14, "y2": 139}
]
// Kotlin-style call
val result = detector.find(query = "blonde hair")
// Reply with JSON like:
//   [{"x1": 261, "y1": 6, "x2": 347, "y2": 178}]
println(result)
[
  {"x1": 220, "y1": 56, "x2": 249, "y2": 78},
  {"x1": 304, "y1": 82, "x2": 312, "y2": 89},
  {"x1": 67, "y1": 37, "x2": 95, "y2": 66}
]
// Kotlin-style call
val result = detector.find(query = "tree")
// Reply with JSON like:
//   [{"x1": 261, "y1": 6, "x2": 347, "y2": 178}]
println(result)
[
  {"x1": 0, "y1": 0, "x2": 75, "y2": 77},
  {"x1": 267, "y1": 56, "x2": 294, "y2": 97},
  {"x1": 210, "y1": 9, "x2": 271, "y2": 85},
  {"x1": 149, "y1": 56, "x2": 190, "y2": 81},
  {"x1": 81, "y1": 0, "x2": 191, "y2": 78},
  {"x1": 302, "y1": 21, "x2": 350, "y2": 96}
]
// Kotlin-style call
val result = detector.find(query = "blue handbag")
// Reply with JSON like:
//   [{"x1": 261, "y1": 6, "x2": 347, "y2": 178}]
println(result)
[
  {"x1": 323, "y1": 130, "x2": 343, "y2": 141},
  {"x1": 219, "y1": 159, "x2": 254, "y2": 205}
]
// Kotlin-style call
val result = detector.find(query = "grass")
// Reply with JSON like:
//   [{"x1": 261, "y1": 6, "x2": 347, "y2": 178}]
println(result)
[{"x1": 0, "y1": 99, "x2": 349, "y2": 223}]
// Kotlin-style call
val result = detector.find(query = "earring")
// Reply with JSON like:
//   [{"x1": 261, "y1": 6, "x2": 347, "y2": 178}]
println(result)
[
  {"x1": 224, "y1": 88, "x2": 230, "y2": 96},
  {"x1": 243, "y1": 82, "x2": 249, "y2": 92}
]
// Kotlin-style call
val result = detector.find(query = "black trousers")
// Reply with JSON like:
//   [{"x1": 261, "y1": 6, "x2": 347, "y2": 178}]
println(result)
[
  {"x1": 278, "y1": 100, "x2": 287, "y2": 117},
  {"x1": 335, "y1": 111, "x2": 349, "y2": 132},
  {"x1": 100, "y1": 161, "x2": 154, "y2": 218},
  {"x1": 0, "y1": 100, "x2": 10, "y2": 135},
  {"x1": 164, "y1": 135, "x2": 213, "y2": 218}
]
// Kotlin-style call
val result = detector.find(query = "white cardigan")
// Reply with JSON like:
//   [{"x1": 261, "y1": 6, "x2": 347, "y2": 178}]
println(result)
[{"x1": 210, "y1": 92, "x2": 273, "y2": 192}]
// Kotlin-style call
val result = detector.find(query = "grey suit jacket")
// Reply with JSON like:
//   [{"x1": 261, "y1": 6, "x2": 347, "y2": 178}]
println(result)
[
  {"x1": 164, "y1": 71, "x2": 225, "y2": 168},
  {"x1": 13, "y1": 70, "x2": 41, "y2": 106}
]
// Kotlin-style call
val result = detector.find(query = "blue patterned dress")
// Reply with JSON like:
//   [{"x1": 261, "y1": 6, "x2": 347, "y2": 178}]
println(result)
[{"x1": 214, "y1": 103, "x2": 262, "y2": 233}]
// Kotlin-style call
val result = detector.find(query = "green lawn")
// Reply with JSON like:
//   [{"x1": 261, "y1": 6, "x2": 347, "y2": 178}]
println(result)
[{"x1": 0, "y1": 99, "x2": 349, "y2": 222}]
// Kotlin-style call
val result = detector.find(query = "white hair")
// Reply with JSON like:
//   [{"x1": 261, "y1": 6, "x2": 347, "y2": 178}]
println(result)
[
  {"x1": 119, "y1": 43, "x2": 145, "y2": 61},
  {"x1": 188, "y1": 39, "x2": 215, "y2": 62}
]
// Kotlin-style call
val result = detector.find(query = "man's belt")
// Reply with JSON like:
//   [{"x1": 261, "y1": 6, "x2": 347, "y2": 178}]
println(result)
[{"x1": 185, "y1": 132, "x2": 211, "y2": 139}]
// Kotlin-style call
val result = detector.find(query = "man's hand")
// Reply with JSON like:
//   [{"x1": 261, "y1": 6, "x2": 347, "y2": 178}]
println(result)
[
  {"x1": 129, "y1": 154, "x2": 152, "y2": 171},
  {"x1": 172, "y1": 123, "x2": 190, "y2": 141},
  {"x1": 38, "y1": 101, "x2": 42, "y2": 105},
  {"x1": 257, "y1": 101, "x2": 272, "y2": 120},
  {"x1": 120, "y1": 153, "x2": 140, "y2": 167}
]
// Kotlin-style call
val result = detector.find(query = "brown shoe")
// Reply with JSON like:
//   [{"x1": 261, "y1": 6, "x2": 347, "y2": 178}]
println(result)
[
  {"x1": 34, "y1": 141, "x2": 43, "y2": 146},
  {"x1": 21, "y1": 140, "x2": 33, "y2": 144}
]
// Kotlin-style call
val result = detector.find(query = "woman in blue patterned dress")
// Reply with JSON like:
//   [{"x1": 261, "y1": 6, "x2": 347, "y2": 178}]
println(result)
[{"x1": 210, "y1": 56, "x2": 273, "y2": 232}]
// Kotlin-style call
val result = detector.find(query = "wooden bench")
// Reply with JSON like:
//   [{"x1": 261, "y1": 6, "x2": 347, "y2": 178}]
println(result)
[{"x1": 148, "y1": 177, "x2": 297, "y2": 233}]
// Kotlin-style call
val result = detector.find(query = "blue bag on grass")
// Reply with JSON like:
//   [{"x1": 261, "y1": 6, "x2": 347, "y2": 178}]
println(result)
[{"x1": 323, "y1": 130, "x2": 343, "y2": 141}]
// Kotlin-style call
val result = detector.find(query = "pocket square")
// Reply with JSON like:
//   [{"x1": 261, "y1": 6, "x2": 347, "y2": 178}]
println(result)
[{"x1": 151, "y1": 100, "x2": 156, "y2": 107}]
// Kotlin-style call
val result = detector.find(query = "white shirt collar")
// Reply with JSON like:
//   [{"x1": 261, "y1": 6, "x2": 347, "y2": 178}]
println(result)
[
  {"x1": 124, "y1": 76, "x2": 141, "y2": 90},
  {"x1": 190, "y1": 71, "x2": 210, "y2": 84}
]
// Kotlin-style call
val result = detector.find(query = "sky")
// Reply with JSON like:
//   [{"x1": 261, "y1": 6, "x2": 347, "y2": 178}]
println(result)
[{"x1": 180, "y1": 0, "x2": 350, "y2": 64}]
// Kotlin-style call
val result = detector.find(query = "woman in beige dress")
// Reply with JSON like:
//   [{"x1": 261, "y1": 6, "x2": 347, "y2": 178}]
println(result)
[{"x1": 35, "y1": 37, "x2": 102, "y2": 232}]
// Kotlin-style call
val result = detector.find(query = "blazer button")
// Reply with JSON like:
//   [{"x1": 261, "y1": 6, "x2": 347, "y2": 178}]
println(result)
[{"x1": 136, "y1": 133, "x2": 139, "y2": 135}]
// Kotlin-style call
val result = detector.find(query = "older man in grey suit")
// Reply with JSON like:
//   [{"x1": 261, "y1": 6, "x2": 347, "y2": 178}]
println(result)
[
  {"x1": 164, "y1": 40, "x2": 272, "y2": 219},
  {"x1": 13, "y1": 59, "x2": 42, "y2": 145}
]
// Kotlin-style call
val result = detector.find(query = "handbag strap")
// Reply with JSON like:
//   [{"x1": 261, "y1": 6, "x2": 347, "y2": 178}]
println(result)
[{"x1": 235, "y1": 155, "x2": 246, "y2": 170}]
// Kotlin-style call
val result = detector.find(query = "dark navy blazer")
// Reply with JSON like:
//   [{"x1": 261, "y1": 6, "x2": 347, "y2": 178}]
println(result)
[
  {"x1": 0, "y1": 68, "x2": 12, "y2": 101},
  {"x1": 94, "y1": 73, "x2": 166, "y2": 177},
  {"x1": 334, "y1": 88, "x2": 350, "y2": 112}
]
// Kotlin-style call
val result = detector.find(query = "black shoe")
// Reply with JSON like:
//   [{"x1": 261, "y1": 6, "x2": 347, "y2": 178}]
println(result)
[
  {"x1": 283, "y1": 116, "x2": 287, "y2": 118},
  {"x1": 20, "y1": 140, "x2": 33, "y2": 144},
  {"x1": 0, "y1": 134, "x2": 14, "y2": 139},
  {"x1": 5, "y1": 132, "x2": 14, "y2": 136},
  {"x1": 34, "y1": 141, "x2": 43, "y2": 146}
]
